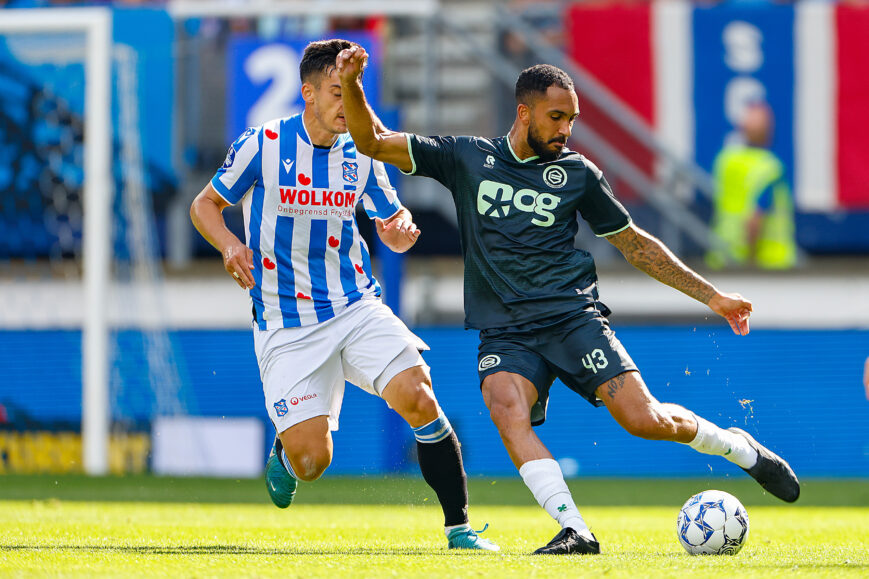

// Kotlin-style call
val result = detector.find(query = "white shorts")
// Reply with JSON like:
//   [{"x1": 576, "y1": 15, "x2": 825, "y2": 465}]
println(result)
[{"x1": 254, "y1": 298, "x2": 429, "y2": 433}]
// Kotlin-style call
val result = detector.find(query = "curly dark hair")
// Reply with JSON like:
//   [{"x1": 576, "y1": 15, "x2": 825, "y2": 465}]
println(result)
[
  {"x1": 515, "y1": 64, "x2": 574, "y2": 104},
  {"x1": 300, "y1": 39, "x2": 356, "y2": 85}
]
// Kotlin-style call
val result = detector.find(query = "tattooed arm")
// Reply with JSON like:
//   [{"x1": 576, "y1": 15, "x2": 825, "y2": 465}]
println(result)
[{"x1": 606, "y1": 224, "x2": 753, "y2": 335}]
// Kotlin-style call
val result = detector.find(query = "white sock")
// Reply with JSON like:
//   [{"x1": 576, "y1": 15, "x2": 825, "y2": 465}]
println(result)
[
  {"x1": 444, "y1": 523, "x2": 470, "y2": 538},
  {"x1": 519, "y1": 458, "x2": 593, "y2": 540},
  {"x1": 280, "y1": 449, "x2": 300, "y2": 479},
  {"x1": 687, "y1": 416, "x2": 758, "y2": 469}
]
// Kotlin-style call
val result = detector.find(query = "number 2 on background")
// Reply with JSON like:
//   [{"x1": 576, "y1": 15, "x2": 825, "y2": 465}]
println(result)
[
  {"x1": 244, "y1": 44, "x2": 301, "y2": 129},
  {"x1": 581, "y1": 348, "x2": 608, "y2": 374}
]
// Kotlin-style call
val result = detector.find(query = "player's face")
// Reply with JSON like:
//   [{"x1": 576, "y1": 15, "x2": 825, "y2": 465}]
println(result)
[
  {"x1": 304, "y1": 69, "x2": 347, "y2": 135},
  {"x1": 526, "y1": 86, "x2": 579, "y2": 162}
]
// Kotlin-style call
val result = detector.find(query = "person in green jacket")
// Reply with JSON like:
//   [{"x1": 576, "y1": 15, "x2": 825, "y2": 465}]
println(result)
[{"x1": 707, "y1": 102, "x2": 797, "y2": 269}]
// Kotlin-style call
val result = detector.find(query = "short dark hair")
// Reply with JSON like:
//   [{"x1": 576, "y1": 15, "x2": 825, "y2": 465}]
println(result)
[
  {"x1": 300, "y1": 39, "x2": 355, "y2": 85},
  {"x1": 515, "y1": 64, "x2": 574, "y2": 105}
]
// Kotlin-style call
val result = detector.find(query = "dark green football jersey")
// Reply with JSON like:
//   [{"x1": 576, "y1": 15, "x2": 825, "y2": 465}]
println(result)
[{"x1": 404, "y1": 134, "x2": 632, "y2": 330}]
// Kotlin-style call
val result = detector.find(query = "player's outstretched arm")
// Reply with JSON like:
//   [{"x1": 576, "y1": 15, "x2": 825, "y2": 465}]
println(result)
[
  {"x1": 375, "y1": 206, "x2": 421, "y2": 254},
  {"x1": 337, "y1": 45, "x2": 414, "y2": 173},
  {"x1": 607, "y1": 223, "x2": 752, "y2": 335},
  {"x1": 190, "y1": 183, "x2": 255, "y2": 289}
]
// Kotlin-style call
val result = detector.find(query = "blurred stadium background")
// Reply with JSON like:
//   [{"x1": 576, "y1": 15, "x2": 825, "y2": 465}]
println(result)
[{"x1": 0, "y1": 0, "x2": 866, "y2": 488}]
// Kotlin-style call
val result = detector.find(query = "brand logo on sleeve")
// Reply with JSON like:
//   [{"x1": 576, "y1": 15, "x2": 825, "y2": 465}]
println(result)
[{"x1": 222, "y1": 146, "x2": 236, "y2": 169}]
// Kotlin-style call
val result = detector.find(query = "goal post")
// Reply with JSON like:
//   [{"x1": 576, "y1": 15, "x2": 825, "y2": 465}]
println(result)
[{"x1": 0, "y1": 8, "x2": 113, "y2": 475}]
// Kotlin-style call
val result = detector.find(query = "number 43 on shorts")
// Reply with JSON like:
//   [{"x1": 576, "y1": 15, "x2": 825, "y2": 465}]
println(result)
[{"x1": 581, "y1": 348, "x2": 609, "y2": 374}]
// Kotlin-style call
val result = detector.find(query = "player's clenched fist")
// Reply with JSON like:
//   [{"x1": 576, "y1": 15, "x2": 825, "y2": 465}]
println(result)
[
  {"x1": 336, "y1": 45, "x2": 368, "y2": 81},
  {"x1": 223, "y1": 242, "x2": 255, "y2": 289}
]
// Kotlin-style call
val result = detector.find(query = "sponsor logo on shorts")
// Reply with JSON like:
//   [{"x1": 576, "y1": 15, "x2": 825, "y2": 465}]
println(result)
[
  {"x1": 478, "y1": 354, "x2": 501, "y2": 371},
  {"x1": 274, "y1": 399, "x2": 289, "y2": 417},
  {"x1": 290, "y1": 393, "x2": 318, "y2": 406}
]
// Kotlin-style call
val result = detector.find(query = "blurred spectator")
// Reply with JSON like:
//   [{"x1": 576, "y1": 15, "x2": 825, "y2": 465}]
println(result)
[{"x1": 705, "y1": 101, "x2": 797, "y2": 270}]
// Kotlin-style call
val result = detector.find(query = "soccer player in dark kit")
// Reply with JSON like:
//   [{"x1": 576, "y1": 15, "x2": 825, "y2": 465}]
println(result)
[{"x1": 337, "y1": 46, "x2": 800, "y2": 555}]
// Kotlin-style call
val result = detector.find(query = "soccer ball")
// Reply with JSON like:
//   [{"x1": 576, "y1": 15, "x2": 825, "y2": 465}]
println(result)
[{"x1": 677, "y1": 490, "x2": 749, "y2": 555}]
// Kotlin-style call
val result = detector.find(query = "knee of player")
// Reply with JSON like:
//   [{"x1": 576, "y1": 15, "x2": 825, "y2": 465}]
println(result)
[
  {"x1": 289, "y1": 450, "x2": 331, "y2": 481},
  {"x1": 399, "y1": 385, "x2": 439, "y2": 425},
  {"x1": 487, "y1": 397, "x2": 531, "y2": 430}
]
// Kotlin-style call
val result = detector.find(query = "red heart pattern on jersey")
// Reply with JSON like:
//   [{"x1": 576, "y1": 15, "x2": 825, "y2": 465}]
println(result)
[
  {"x1": 328, "y1": 236, "x2": 340, "y2": 248},
  {"x1": 265, "y1": 129, "x2": 278, "y2": 140},
  {"x1": 298, "y1": 173, "x2": 311, "y2": 186},
  {"x1": 296, "y1": 292, "x2": 311, "y2": 300},
  {"x1": 354, "y1": 264, "x2": 365, "y2": 275},
  {"x1": 263, "y1": 257, "x2": 276, "y2": 270}
]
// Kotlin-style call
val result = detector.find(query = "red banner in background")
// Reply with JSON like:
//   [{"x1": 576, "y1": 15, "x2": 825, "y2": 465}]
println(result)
[
  {"x1": 565, "y1": 4, "x2": 655, "y2": 201},
  {"x1": 564, "y1": 0, "x2": 869, "y2": 212},
  {"x1": 836, "y1": 5, "x2": 869, "y2": 209}
]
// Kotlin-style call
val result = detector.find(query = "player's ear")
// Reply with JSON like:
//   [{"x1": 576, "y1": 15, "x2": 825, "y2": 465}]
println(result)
[
  {"x1": 301, "y1": 81, "x2": 316, "y2": 104},
  {"x1": 516, "y1": 103, "x2": 531, "y2": 126}
]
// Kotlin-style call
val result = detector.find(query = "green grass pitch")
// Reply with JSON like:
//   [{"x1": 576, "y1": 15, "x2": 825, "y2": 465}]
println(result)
[{"x1": 1, "y1": 476, "x2": 866, "y2": 577}]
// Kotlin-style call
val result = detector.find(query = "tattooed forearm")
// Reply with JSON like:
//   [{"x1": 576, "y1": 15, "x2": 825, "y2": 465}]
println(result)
[{"x1": 607, "y1": 225, "x2": 717, "y2": 305}]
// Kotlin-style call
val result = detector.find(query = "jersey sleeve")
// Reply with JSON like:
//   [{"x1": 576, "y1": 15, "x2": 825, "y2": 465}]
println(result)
[
  {"x1": 401, "y1": 134, "x2": 458, "y2": 190},
  {"x1": 577, "y1": 159, "x2": 632, "y2": 237},
  {"x1": 360, "y1": 159, "x2": 402, "y2": 219},
  {"x1": 210, "y1": 127, "x2": 262, "y2": 205}
]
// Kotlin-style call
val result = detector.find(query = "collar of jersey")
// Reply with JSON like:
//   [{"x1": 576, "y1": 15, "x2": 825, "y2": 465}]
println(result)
[
  {"x1": 505, "y1": 136, "x2": 539, "y2": 163},
  {"x1": 297, "y1": 114, "x2": 348, "y2": 150}
]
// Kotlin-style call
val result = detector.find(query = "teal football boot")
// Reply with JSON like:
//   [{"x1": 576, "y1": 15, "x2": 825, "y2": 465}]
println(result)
[
  {"x1": 265, "y1": 436, "x2": 297, "y2": 508},
  {"x1": 447, "y1": 523, "x2": 500, "y2": 551}
]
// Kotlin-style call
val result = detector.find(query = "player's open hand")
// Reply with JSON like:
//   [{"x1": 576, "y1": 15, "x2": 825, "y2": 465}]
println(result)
[
  {"x1": 336, "y1": 45, "x2": 368, "y2": 83},
  {"x1": 708, "y1": 291, "x2": 752, "y2": 336},
  {"x1": 375, "y1": 213, "x2": 420, "y2": 254},
  {"x1": 223, "y1": 242, "x2": 256, "y2": 290}
]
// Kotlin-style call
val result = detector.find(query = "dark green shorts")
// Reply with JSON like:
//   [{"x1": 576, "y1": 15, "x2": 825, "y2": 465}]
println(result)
[{"x1": 477, "y1": 305, "x2": 637, "y2": 426}]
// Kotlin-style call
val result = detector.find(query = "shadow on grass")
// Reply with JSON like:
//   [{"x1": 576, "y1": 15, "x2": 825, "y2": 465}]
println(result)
[
  {"x1": 3, "y1": 545, "x2": 866, "y2": 568},
  {"x1": 1, "y1": 476, "x2": 866, "y2": 506},
  {"x1": 0, "y1": 544, "x2": 472, "y2": 556}
]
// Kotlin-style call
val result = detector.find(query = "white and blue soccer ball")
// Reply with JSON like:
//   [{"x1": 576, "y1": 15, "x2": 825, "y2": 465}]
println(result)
[{"x1": 677, "y1": 490, "x2": 749, "y2": 555}]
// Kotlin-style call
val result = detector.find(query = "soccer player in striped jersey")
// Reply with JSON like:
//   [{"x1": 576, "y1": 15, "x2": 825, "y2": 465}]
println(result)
[{"x1": 190, "y1": 39, "x2": 498, "y2": 551}]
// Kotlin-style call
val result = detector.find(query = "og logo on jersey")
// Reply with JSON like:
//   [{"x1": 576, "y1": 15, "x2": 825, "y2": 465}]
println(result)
[{"x1": 477, "y1": 180, "x2": 562, "y2": 227}]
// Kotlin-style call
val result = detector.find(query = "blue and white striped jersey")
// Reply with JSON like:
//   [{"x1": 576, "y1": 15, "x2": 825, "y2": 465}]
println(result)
[{"x1": 211, "y1": 114, "x2": 401, "y2": 330}]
